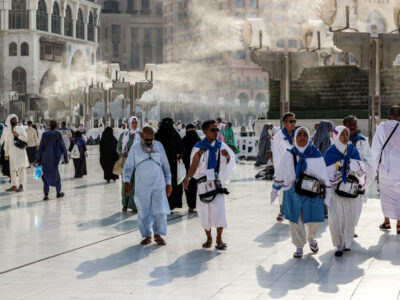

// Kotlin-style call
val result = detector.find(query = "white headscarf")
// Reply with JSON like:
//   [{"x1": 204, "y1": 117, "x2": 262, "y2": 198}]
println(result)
[
  {"x1": 294, "y1": 127, "x2": 310, "y2": 153},
  {"x1": 332, "y1": 125, "x2": 350, "y2": 153},
  {"x1": 5, "y1": 114, "x2": 18, "y2": 128},
  {"x1": 122, "y1": 116, "x2": 140, "y2": 153}
]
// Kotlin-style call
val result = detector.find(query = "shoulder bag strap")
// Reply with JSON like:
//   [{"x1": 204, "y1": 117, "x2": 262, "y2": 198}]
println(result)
[
  {"x1": 292, "y1": 152, "x2": 297, "y2": 174},
  {"x1": 379, "y1": 122, "x2": 399, "y2": 164},
  {"x1": 217, "y1": 149, "x2": 221, "y2": 173}
]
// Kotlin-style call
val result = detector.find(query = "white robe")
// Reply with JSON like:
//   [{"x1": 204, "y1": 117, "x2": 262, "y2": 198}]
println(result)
[
  {"x1": 271, "y1": 130, "x2": 294, "y2": 204},
  {"x1": 191, "y1": 142, "x2": 235, "y2": 230},
  {"x1": 353, "y1": 138, "x2": 375, "y2": 225},
  {"x1": 3, "y1": 126, "x2": 29, "y2": 170},
  {"x1": 371, "y1": 120, "x2": 400, "y2": 219},
  {"x1": 327, "y1": 158, "x2": 366, "y2": 249}
]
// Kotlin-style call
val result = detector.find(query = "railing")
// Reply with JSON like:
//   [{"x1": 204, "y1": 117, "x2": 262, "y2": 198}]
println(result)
[
  {"x1": 36, "y1": 11, "x2": 48, "y2": 31},
  {"x1": 51, "y1": 15, "x2": 61, "y2": 34},
  {"x1": 9, "y1": 10, "x2": 29, "y2": 29}
]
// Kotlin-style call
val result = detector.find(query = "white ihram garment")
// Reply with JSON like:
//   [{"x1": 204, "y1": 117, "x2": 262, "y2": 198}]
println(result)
[
  {"x1": 353, "y1": 138, "x2": 375, "y2": 226},
  {"x1": 371, "y1": 120, "x2": 400, "y2": 220},
  {"x1": 271, "y1": 130, "x2": 293, "y2": 204},
  {"x1": 191, "y1": 142, "x2": 235, "y2": 230}
]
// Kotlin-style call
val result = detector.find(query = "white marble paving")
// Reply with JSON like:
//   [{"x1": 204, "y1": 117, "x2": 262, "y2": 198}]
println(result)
[{"x1": 0, "y1": 147, "x2": 400, "y2": 299}]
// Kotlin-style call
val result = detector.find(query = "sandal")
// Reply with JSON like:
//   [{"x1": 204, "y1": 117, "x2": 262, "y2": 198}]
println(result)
[
  {"x1": 276, "y1": 213, "x2": 284, "y2": 222},
  {"x1": 140, "y1": 237, "x2": 151, "y2": 245},
  {"x1": 202, "y1": 240, "x2": 212, "y2": 248},
  {"x1": 154, "y1": 236, "x2": 166, "y2": 246},
  {"x1": 379, "y1": 222, "x2": 391, "y2": 231},
  {"x1": 215, "y1": 241, "x2": 227, "y2": 250}
]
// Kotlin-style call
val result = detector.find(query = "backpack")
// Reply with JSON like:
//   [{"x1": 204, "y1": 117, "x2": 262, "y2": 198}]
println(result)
[{"x1": 70, "y1": 144, "x2": 81, "y2": 159}]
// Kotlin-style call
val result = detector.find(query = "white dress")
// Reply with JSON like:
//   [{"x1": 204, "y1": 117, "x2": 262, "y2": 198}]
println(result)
[
  {"x1": 371, "y1": 120, "x2": 400, "y2": 219},
  {"x1": 3, "y1": 126, "x2": 29, "y2": 170},
  {"x1": 327, "y1": 159, "x2": 366, "y2": 249},
  {"x1": 190, "y1": 142, "x2": 235, "y2": 230}
]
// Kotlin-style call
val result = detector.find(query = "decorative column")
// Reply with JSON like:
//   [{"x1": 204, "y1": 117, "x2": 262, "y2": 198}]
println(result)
[
  {"x1": 29, "y1": 9, "x2": 36, "y2": 30},
  {"x1": 84, "y1": 22, "x2": 88, "y2": 40},
  {"x1": 47, "y1": 12, "x2": 51, "y2": 32}
]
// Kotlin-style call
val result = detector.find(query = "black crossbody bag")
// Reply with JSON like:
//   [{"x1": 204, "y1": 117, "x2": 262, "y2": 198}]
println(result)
[
  {"x1": 378, "y1": 122, "x2": 399, "y2": 167},
  {"x1": 292, "y1": 153, "x2": 325, "y2": 198},
  {"x1": 197, "y1": 150, "x2": 229, "y2": 203}
]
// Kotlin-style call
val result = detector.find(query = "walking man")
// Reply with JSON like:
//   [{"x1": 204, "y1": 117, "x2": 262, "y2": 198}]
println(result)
[
  {"x1": 37, "y1": 120, "x2": 68, "y2": 200},
  {"x1": 123, "y1": 127, "x2": 172, "y2": 245},
  {"x1": 58, "y1": 121, "x2": 72, "y2": 164},
  {"x1": 371, "y1": 105, "x2": 400, "y2": 234},
  {"x1": 3, "y1": 114, "x2": 28, "y2": 192},
  {"x1": 26, "y1": 121, "x2": 39, "y2": 168},
  {"x1": 184, "y1": 120, "x2": 235, "y2": 250},
  {"x1": 271, "y1": 112, "x2": 297, "y2": 221}
]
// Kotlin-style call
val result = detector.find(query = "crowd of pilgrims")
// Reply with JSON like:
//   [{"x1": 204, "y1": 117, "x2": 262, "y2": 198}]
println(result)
[{"x1": 0, "y1": 105, "x2": 399, "y2": 254}]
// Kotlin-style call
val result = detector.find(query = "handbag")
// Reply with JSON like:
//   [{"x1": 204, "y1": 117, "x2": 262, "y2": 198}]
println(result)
[
  {"x1": 292, "y1": 153, "x2": 325, "y2": 198},
  {"x1": 14, "y1": 135, "x2": 28, "y2": 149},
  {"x1": 197, "y1": 149, "x2": 229, "y2": 203},
  {"x1": 112, "y1": 155, "x2": 127, "y2": 175},
  {"x1": 177, "y1": 160, "x2": 186, "y2": 185},
  {"x1": 335, "y1": 174, "x2": 364, "y2": 198}
]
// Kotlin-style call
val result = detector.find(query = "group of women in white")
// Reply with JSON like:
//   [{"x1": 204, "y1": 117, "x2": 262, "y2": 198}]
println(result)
[{"x1": 270, "y1": 106, "x2": 400, "y2": 258}]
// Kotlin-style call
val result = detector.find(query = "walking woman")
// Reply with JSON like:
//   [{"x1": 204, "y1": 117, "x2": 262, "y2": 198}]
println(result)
[
  {"x1": 117, "y1": 116, "x2": 141, "y2": 212},
  {"x1": 182, "y1": 123, "x2": 200, "y2": 212},
  {"x1": 255, "y1": 123, "x2": 273, "y2": 166},
  {"x1": 155, "y1": 118, "x2": 183, "y2": 211},
  {"x1": 0, "y1": 123, "x2": 10, "y2": 180},
  {"x1": 100, "y1": 127, "x2": 119, "y2": 183},
  {"x1": 69, "y1": 131, "x2": 87, "y2": 178},
  {"x1": 313, "y1": 120, "x2": 333, "y2": 155},
  {"x1": 222, "y1": 122, "x2": 240, "y2": 155}
]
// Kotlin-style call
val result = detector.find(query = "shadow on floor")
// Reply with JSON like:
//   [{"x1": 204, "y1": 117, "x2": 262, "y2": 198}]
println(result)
[
  {"x1": 76, "y1": 244, "x2": 158, "y2": 279},
  {"x1": 254, "y1": 222, "x2": 290, "y2": 248},
  {"x1": 77, "y1": 212, "x2": 132, "y2": 230},
  {"x1": 75, "y1": 182, "x2": 107, "y2": 189},
  {"x1": 148, "y1": 249, "x2": 220, "y2": 286}
]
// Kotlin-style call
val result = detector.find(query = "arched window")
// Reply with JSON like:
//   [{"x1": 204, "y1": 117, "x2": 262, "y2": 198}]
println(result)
[
  {"x1": 12, "y1": 67, "x2": 27, "y2": 94},
  {"x1": 36, "y1": 0, "x2": 48, "y2": 31},
  {"x1": 155, "y1": 3, "x2": 163, "y2": 15},
  {"x1": 76, "y1": 9, "x2": 84, "y2": 39},
  {"x1": 51, "y1": 2, "x2": 61, "y2": 34},
  {"x1": 64, "y1": 6, "x2": 73, "y2": 37},
  {"x1": 9, "y1": 42, "x2": 17, "y2": 56},
  {"x1": 21, "y1": 42, "x2": 29, "y2": 56},
  {"x1": 9, "y1": 0, "x2": 29, "y2": 29},
  {"x1": 88, "y1": 12, "x2": 95, "y2": 41}
]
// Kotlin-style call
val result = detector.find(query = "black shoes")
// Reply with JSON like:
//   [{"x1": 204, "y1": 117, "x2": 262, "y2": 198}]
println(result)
[{"x1": 56, "y1": 192, "x2": 65, "y2": 198}]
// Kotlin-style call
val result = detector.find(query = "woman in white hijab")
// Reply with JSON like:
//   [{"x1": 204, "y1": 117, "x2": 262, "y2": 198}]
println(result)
[
  {"x1": 271, "y1": 127, "x2": 331, "y2": 258},
  {"x1": 117, "y1": 116, "x2": 141, "y2": 212},
  {"x1": 324, "y1": 126, "x2": 366, "y2": 257}
]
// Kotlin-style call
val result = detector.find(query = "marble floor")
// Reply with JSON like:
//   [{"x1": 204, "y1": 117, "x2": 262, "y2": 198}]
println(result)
[{"x1": 0, "y1": 147, "x2": 399, "y2": 300}]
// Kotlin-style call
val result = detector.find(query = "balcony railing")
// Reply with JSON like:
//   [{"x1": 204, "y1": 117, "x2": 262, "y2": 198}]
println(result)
[
  {"x1": 36, "y1": 11, "x2": 48, "y2": 32},
  {"x1": 9, "y1": 9, "x2": 29, "y2": 29},
  {"x1": 51, "y1": 15, "x2": 61, "y2": 34}
]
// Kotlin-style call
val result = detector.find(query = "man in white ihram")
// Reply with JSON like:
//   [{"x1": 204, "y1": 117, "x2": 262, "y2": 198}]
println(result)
[
  {"x1": 271, "y1": 112, "x2": 297, "y2": 221},
  {"x1": 371, "y1": 105, "x2": 400, "y2": 235}
]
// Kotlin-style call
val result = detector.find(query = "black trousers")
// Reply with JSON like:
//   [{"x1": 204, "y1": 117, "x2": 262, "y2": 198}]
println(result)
[{"x1": 184, "y1": 178, "x2": 197, "y2": 209}]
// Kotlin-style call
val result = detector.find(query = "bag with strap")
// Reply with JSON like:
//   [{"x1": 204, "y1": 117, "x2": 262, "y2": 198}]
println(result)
[
  {"x1": 112, "y1": 155, "x2": 127, "y2": 175},
  {"x1": 197, "y1": 149, "x2": 229, "y2": 203},
  {"x1": 14, "y1": 135, "x2": 28, "y2": 149},
  {"x1": 177, "y1": 160, "x2": 186, "y2": 185},
  {"x1": 335, "y1": 174, "x2": 364, "y2": 198},
  {"x1": 378, "y1": 122, "x2": 399, "y2": 167},
  {"x1": 70, "y1": 144, "x2": 81, "y2": 159},
  {"x1": 292, "y1": 153, "x2": 325, "y2": 198}
]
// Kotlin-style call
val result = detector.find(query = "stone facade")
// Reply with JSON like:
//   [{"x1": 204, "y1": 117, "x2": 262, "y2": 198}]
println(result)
[
  {"x1": 0, "y1": 0, "x2": 101, "y2": 120},
  {"x1": 97, "y1": 0, "x2": 163, "y2": 71}
]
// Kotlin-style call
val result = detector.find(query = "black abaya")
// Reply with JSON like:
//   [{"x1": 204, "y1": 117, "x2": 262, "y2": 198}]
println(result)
[
  {"x1": 155, "y1": 120, "x2": 183, "y2": 210},
  {"x1": 99, "y1": 128, "x2": 119, "y2": 181}
]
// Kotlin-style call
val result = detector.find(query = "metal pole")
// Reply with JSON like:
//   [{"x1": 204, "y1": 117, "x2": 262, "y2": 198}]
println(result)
[
  {"x1": 280, "y1": 54, "x2": 290, "y2": 127},
  {"x1": 106, "y1": 89, "x2": 111, "y2": 127},
  {"x1": 368, "y1": 38, "x2": 381, "y2": 142},
  {"x1": 85, "y1": 90, "x2": 90, "y2": 130}
]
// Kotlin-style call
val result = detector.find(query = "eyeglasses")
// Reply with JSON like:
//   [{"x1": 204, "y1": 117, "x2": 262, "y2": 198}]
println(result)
[
  {"x1": 144, "y1": 138, "x2": 153, "y2": 142},
  {"x1": 287, "y1": 120, "x2": 297, "y2": 124},
  {"x1": 209, "y1": 128, "x2": 219, "y2": 133}
]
